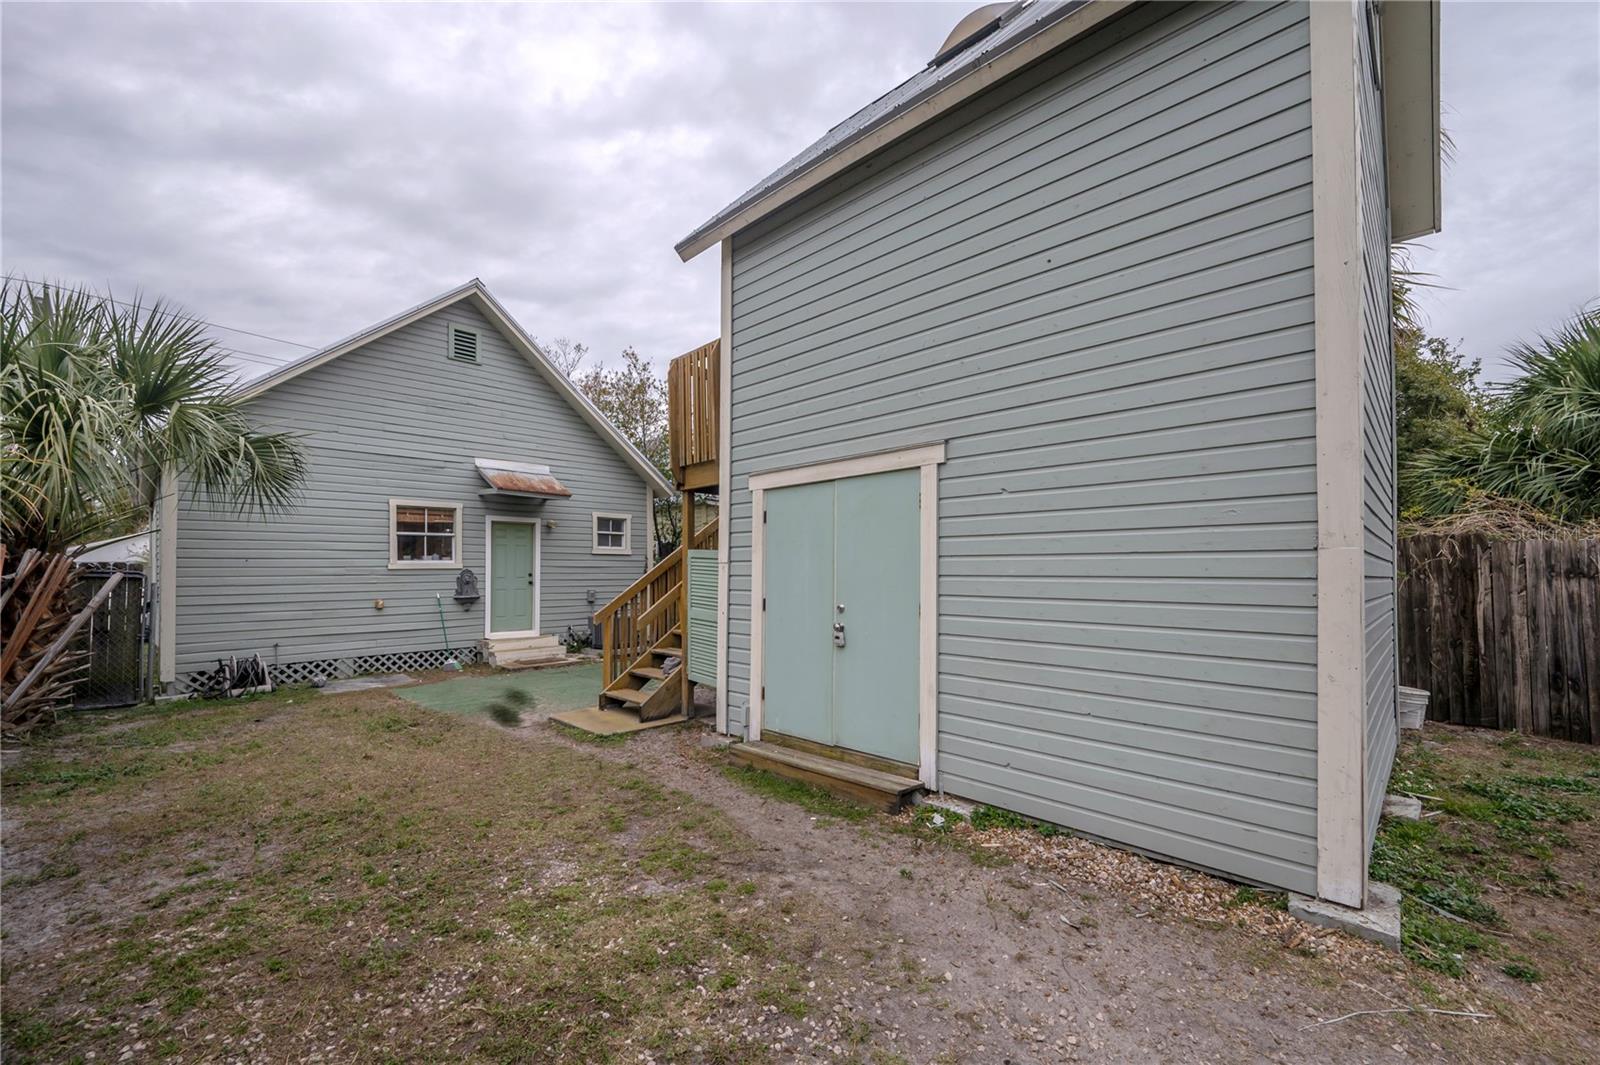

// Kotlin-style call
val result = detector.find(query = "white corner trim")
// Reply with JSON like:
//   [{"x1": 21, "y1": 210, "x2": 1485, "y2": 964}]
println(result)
[
  {"x1": 747, "y1": 441, "x2": 945, "y2": 788},
  {"x1": 590, "y1": 511, "x2": 633, "y2": 556},
  {"x1": 747, "y1": 443, "x2": 947, "y2": 492},
  {"x1": 1311, "y1": 0, "x2": 1368, "y2": 910},
  {"x1": 388, "y1": 498, "x2": 463, "y2": 570},
  {"x1": 918, "y1": 458, "x2": 939, "y2": 788},
  {"x1": 484, "y1": 516, "x2": 542, "y2": 639},
  {"x1": 156, "y1": 467, "x2": 178, "y2": 685},
  {"x1": 715, "y1": 239, "x2": 734, "y2": 736}
]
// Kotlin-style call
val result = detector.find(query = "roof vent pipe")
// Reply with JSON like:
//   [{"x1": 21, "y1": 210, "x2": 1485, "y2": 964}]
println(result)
[{"x1": 930, "y1": 2, "x2": 1014, "y2": 65}]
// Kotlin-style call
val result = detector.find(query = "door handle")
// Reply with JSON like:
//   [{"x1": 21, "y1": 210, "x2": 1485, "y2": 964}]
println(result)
[{"x1": 832, "y1": 621, "x2": 846, "y2": 648}]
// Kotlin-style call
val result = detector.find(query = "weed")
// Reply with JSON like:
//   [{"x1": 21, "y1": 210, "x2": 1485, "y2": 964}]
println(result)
[
  {"x1": 1226, "y1": 887, "x2": 1288, "y2": 911},
  {"x1": 1501, "y1": 961, "x2": 1541, "y2": 983},
  {"x1": 970, "y1": 804, "x2": 1062, "y2": 837}
]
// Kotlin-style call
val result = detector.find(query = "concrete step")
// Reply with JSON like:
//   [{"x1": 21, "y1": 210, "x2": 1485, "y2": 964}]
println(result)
[
  {"x1": 484, "y1": 634, "x2": 560, "y2": 653},
  {"x1": 730, "y1": 741, "x2": 922, "y2": 813},
  {"x1": 482, "y1": 635, "x2": 567, "y2": 670}
]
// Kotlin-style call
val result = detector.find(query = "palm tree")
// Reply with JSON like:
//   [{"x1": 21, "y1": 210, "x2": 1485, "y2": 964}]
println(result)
[
  {"x1": 1401, "y1": 308, "x2": 1600, "y2": 526},
  {"x1": 2, "y1": 278, "x2": 307, "y2": 731},
  {"x1": 2, "y1": 278, "x2": 307, "y2": 552}
]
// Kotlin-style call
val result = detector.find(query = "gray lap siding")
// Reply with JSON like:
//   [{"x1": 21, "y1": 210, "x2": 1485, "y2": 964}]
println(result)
[
  {"x1": 725, "y1": 2, "x2": 1321, "y2": 892},
  {"x1": 1358, "y1": 1, "x2": 1399, "y2": 850},
  {"x1": 174, "y1": 300, "x2": 649, "y2": 679}
]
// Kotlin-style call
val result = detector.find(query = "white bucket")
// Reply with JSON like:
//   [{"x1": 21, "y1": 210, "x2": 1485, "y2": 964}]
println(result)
[{"x1": 1397, "y1": 686, "x2": 1429, "y2": 730}]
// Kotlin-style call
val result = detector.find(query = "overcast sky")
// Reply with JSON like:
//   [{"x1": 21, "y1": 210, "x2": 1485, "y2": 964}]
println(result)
[{"x1": 3, "y1": 1, "x2": 1596, "y2": 384}]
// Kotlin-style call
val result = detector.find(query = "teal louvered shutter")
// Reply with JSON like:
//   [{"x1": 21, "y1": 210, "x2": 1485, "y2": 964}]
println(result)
[{"x1": 686, "y1": 549, "x2": 718, "y2": 686}]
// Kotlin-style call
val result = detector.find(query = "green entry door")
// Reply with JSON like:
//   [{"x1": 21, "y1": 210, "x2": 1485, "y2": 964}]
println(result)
[
  {"x1": 761, "y1": 467, "x2": 921, "y2": 767},
  {"x1": 489, "y1": 521, "x2": 535, "y2": 634}
]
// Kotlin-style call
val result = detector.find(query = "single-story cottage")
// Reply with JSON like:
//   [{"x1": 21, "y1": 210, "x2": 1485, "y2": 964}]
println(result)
[
  {"x1": 673, "y1": 0, "x2": 1441, "y2": 910},
  {"x1": 153, "y1": 280, "x2": 672, "y2": 693}
]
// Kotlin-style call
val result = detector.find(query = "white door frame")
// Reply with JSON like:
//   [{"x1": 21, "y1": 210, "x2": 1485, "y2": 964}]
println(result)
[
  {"x1": 484, "y1": 516, "x2": 542, "y2": 639},
  {"x1": 748, "y1": 442, "x2": 944, "y2": 789}
]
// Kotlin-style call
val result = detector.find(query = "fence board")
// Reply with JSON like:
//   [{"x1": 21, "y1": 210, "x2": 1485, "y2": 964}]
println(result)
[{"x1": 1398, "y1": 534, "x2": 1600, "y2": 742}]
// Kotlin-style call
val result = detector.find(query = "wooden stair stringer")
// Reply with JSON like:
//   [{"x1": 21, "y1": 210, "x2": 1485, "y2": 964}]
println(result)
[{"x1": 598, "y1": 626, "x2": 685, "y2": 722}]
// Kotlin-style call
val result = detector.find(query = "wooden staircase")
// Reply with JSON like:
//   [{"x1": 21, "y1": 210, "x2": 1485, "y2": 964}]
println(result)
[
  {"x1": 593, "y1": 517, "x2": 716, "y2": 723},
  {"x1": 597, "y1": 627, "x2": 686, "y2": 721}
]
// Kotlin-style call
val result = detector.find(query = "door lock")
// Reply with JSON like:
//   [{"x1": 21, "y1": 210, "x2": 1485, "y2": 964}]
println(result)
[{"x1": 832, "y1": 621, "x2": 846, "y2": 648}]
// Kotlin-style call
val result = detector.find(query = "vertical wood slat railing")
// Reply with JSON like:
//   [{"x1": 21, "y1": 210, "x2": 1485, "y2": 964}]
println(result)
[
  {"x1": 595, "y1": 518, "x2": 719, "y2": 690},
  {"x1": 668, "y1": 339, "x2": 719, "y2": 486}
]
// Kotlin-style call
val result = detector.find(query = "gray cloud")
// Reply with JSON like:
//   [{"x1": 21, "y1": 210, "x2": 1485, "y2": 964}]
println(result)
[
  {"x1": 4, "y1": 1, "x2": 1596, "y2": 386},
  {"x1": 1408, "y1": 1, "x2": 1599, "y2": 381}
]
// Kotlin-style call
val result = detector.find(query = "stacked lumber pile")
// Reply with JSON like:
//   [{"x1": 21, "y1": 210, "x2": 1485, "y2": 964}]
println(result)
[{"x1": 2, "y1": 547, "x2": 122, "y2": 738}]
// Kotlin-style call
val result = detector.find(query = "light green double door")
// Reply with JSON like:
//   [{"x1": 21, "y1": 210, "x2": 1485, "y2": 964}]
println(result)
[
  {"x1": 762, "y1": 468, "x2": 920, "y2": 767},
  {"x1": 489, "y1": 521, "x2": 536, "y2": 634}
]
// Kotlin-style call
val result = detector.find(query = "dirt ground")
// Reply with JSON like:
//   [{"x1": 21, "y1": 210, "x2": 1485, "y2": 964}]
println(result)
[{"x1": 2, "y1": 675, "x2": 1596, "y2": 1063}]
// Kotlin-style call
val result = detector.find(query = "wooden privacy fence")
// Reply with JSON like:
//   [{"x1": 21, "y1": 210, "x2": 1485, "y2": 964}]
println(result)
[{"x1": 1398, "y1": 534, "x2": 1600, "y2": 743}]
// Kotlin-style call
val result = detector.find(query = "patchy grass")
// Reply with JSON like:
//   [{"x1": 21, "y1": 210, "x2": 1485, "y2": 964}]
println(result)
[
  {"x1": 0, "y1": 690, "x2": 849, "y2": 1063},
  {"x1": 1375, "y1": 727, "x2": 1600, "y2": 978}
]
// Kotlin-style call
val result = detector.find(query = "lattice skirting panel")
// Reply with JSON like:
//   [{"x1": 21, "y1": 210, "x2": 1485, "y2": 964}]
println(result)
[{"x1": 175, "y1": 645, "x2": 483, "y2": 696}]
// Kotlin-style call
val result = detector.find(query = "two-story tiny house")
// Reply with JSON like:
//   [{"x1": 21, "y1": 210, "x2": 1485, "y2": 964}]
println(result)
[
  {"x1": 672, "y1": 0, "x2": 1441, "y2": 910},
  {"x1": 154, "y1": 280, "x2": 673, "y2": 693}
]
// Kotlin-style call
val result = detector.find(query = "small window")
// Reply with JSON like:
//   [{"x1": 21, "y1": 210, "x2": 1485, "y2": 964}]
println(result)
[
  {"x1": 390, "y1": 500, "x2": 461, "y2": 568},
  {"x1": 592, "y1": 512, "x2": 631, "y2": 555},
  {"x1": 447, "y1": 324, "x2": 479, "y2": 363}
]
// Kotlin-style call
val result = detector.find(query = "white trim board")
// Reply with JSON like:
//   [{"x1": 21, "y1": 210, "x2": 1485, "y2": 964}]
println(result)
[
  {"x1": 483, "y1": 515, "x2": 543, "y2": 640},
  {"x1": 156, "y1": 467, "x2": 178, "y2": 685},
  {"x1": 590, "y1": 511, "x2": 633, "y2": 556},
  {"x1": 1310, "y1": 0, "x2": 1368, "y2": 910},
  {"x1": 747, "y1": 442, "x2": 945, "y2": 789},
  {"x1": 235, "y1": 279, "x2": 673, "y2": 498},
  {"x1": 714, "y1": 239, "x2": 734, "y2": 736},
  {"x1": 387, "y1": 498, "x2": 464, "y2": 571}
]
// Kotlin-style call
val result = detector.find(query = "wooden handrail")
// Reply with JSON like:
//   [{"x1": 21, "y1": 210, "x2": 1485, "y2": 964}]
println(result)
[
  {"x1": 594, "y1": 516, "x2": 720, "y2": 688},
  {"x1": 595, "y1": 547, "x2": 681, "y2": 627},
  {"x1": 690, "y1": 516, "x2": 719, "y2": 551}
]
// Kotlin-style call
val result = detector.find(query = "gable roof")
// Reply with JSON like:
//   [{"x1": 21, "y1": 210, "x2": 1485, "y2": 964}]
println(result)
[
  {"x1": 675, "y1": 0, "x2": 1112, "y2": 261},
  {"x1": 677, "y1": 0, "x2": 1441, "y2": 261},
  {"x1": 235, "y1": 279, "x2": 674, "y2": 496}
]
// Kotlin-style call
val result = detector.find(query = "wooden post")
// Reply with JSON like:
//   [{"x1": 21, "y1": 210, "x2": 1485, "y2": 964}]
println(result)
[{"x1": 680, "y1": 488, "x2": 694, "y2": 717}]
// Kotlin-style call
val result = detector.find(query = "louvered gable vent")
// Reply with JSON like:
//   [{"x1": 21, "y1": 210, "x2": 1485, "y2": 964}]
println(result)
[{"x1": 447, "y1": 324, "x2": 480, "y2": 363}]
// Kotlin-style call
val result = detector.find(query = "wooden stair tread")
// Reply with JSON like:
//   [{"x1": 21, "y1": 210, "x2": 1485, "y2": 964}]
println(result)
[
  {"x1": 652, "y1": 645, "x2": 684, "y2": 657},
  {"x1": 731, "y1": 741, "x2": 922, "y2": 812},
  {"x1": 605, "y1": 688, "x2": 650, "y2": 706},
  {"x1": 630, "y1": 666, "x2": 667, "y2": 681}
]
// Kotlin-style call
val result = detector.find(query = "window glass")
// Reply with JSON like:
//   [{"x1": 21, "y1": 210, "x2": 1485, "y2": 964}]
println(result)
[
  {"x1": 394, "y1": 505, "x2": 457, "y2": 563},
  {"x1": 594, "y1": 514, "x2": 628, "y2": 551}
]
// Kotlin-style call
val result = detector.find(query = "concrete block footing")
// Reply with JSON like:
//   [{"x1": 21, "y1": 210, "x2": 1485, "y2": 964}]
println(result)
[
  {"x1": 914, "y1": 793, "x2": 976, "y2": 818},
  {"x1": 1383, "y1": 794, "x2": 1423, "y2": 821},
  {"x1": 1289, "y1": 881, "x2": 1402, "y2": 951}
]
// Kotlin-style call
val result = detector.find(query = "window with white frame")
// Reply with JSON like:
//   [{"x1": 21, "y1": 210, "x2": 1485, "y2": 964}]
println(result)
[
  {"x1": 592, "y1": 512, "x2": 631, "y2": 555},
  {"x1": 390, "y1": 501, "x2": 461, "y2": 567}
]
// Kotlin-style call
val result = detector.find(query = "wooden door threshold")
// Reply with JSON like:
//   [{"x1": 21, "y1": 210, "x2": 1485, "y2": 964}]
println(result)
[{"x1": 731, "y1": 740, "x2": 922, "y2": 813}]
